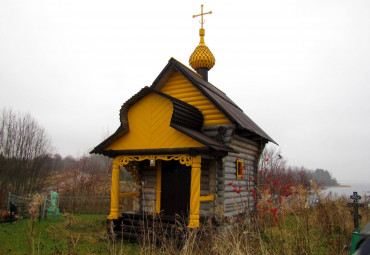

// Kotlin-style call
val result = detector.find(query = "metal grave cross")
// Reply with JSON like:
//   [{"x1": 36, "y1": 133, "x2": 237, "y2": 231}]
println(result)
[{"x1": 347, "y1": 191, "x2": 365, "y2": 229}]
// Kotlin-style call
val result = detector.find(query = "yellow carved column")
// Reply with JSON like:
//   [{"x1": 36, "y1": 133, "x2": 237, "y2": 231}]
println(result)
[
  {"x1": 188, "y1": 155, "x2": 201, "y2": 228},
  {"x1": 107, "y1": 157, "x2": 120, "y2": 219}
]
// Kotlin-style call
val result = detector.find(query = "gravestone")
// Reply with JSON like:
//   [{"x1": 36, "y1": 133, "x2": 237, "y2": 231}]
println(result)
[
  {"x1": 348, "y1": 191, "x2": 365, "y2": 230},
  {"x1": 47, "y1": 191, "x2": 60, "y2": 217}
]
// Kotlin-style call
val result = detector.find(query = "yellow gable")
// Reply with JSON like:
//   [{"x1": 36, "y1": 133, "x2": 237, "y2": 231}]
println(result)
[
  {"x1": 160, "y1": 72, "x2": 231, "y2": 126},
  {"x1": 105, "y1": 93, "x2": 206, "y2": 151}
]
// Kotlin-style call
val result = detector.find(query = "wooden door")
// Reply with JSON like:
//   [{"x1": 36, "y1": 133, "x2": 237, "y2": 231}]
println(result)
[{"x1": 161, "y1": 160, "x2": 191, "y2": 218}]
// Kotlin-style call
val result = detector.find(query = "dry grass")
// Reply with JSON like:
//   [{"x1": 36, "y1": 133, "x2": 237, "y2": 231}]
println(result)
[
  {"x1": 19, "y1": 175, "x2": 370, "y2": 255},
  {"x1": 28, "y1": 193, "x2": 45, "y2": 255},
  {"x1": 131, "y1": 185, "x2": 369, "y2": 255}
]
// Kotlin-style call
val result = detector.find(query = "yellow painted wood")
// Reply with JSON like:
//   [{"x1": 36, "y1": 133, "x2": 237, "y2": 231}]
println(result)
[
  {"x1": 200, "y1": 194, "x2": 215, "y2": 201},
  {"x1": 188, "y1": 155, "x2": 201, "y2": 228},
  {"x1": 156, "y1": 161, "x2": 162, "y2": 213},
  {"x1": 119, "y1": 192, "x2": 139, "y2": 198},
  {"x1": 197, "y1": 104, "x2": 215, "y2": 111},
  {"x1": 203, "y1": 119, "x2": 231, "y2": 126},
  {"x1": 163, "y1": 87, "x2": 198, "y2": 95},
  {"x1": 169, "y1": 91, "x2": 200, "y2": 98},
  {"x1": 106, "y1": 93, "x2": 206, "y2": 151},
  {"x1": 205, "y1": 114, "x2": 229, "y2": 121},
  {"x1": 202, "y1": 109, "x2": 220, "y2": 115},
  {"x1": 116, "y1": 154, "x2": 193, "y2": 167},
  {"x1": 190, "y1": 5, "x2": 215, "y2": 71},
  {"x1": 160, "y1": 72, "x2": 231, "y2": 126},
  {"x1": 107, "y1": 158, "x2": 120, "y2": 220}
]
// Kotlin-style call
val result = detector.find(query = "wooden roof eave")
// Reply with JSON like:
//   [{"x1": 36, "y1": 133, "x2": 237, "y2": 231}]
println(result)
[{"x1": 99, "y1": 147, "x2": 211, "y2": 158}]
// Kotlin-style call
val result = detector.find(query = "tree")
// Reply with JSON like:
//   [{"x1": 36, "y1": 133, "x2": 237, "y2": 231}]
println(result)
[
  {"x1": 0, "y1": 108, "x2": 53, "y2": 195},
  {"x1": 258, "y1": 146, "x2": 312, "y2": 197},
  {"x1": 311, "y1": 169, "x2": 339, "y2": 186}
]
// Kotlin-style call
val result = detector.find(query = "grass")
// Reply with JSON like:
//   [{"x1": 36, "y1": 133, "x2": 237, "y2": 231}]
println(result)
[
  {"x1": 1, "y1": 187, "x2": 369, "y2": 255},
  {"x1": 0, "y1": 214, "x2": 139, "y2": 255}
]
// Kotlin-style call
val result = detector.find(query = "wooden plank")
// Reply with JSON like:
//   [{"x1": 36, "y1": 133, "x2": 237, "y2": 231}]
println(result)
[
  {"x1": 218, "y1": 197, "x2": 248, "y2": 205},
  {"x1": 219, "y1": 179, "x2": 247, "y2": 186},
  {"x1": 224, "y1": 207, "x2": 246, "y2": 213},
  {"x1": 231, "y1": 137, "x2": 259, "y2": 150},
  {"x1": 200, "y1": 202, "x2": 211, "y2": 210},
  {"x1": 224, "y1": 167, "x2": 236, "y2": 174},
  {"x1": 218, "y1": 191, "x2": 249, "y2": 198},
  {"x1": 233, "y1": 134, "x2": 259, "y2": 147},
  {"x1": 141, "y1": 194, "x2": 156, "y2": 200},
  {"x1": 217, "y1": 176, "x2": 239, "y2": 183},
  {"x1": 224, "y1": 155, "x2": 254, "y2": 165},
  {"x1": 231, "y1": 139, "x2": 259, "y2": 153},
  {"x1": 228, "y1": 144, "x2": 257, "y2": 157},
  {"x1": 201, "y1": 184, "x2": 210, "y2": 191},
  {"x1": 217, "y1": 185, "x2": 230, "y2": 191},
  {"x1": 224, "y1": 161, "x2": 236, "y2": 168},
  {"x1": 141, "y1": 200, "x2": 156, "y2": 207},
  {"x1": 200, "y1": 194, "x2": 215, "y2": 201},
  {"x1": 142, "y1": 188, "x2": 156, "y2": 194},
  {"x1": 224, "y1": 174, "x2": 236, "y2": 180}
]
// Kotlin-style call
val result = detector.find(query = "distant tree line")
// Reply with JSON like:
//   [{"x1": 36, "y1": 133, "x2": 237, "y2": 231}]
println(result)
[
  {"x1": 0, "y1": 108, "x2": 339, "y2": 200},
  {"x1": 258, "y1": 147, "x2": 339, "y2": 197},
  {"x1": 309, "y1": 168, "x2": 339, "y2": 186},
  {"x1": 0, "y1": 108, "x2": 52, "y2": 196},
  {"x1": 0, "y1": 108, "x2": 113, "y2": 198}
]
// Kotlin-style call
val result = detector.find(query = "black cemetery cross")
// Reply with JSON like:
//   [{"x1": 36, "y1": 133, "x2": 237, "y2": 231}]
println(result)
[{"x1": 347, "y1": 191, "x2": 365, "y2": 230}]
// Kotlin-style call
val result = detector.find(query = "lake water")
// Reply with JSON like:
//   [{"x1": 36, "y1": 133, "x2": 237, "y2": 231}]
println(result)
[{"x1": 323, "y1": 183, "x2": 370, "y2": 199}]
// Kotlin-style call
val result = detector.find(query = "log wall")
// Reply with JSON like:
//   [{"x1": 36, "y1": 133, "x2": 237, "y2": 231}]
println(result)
[
  {"x1": 217, "y1": 131, "x2": 262, "y2": 219},
  {"x1": 140, "y1": 164, "x2": 157, "y2": 213}
]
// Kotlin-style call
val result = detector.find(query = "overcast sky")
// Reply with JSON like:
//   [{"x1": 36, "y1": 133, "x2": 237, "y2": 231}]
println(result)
[{"x1": 1, "y1": 0, "x2": 369, "y2": 185}]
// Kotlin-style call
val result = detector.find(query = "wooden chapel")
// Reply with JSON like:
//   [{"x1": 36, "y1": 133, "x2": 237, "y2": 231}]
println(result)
[{"x1": 91, "y1": 5, "x2": 275, "y2": 235}]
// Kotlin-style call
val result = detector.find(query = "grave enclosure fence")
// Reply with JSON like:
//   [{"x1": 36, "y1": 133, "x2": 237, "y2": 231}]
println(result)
[
  {"x1": 0, "y1": 192, "x2": 31, "y2": 223},
  {"x1": 0, "y1": 193, "x2": 138, "y2": 221}
]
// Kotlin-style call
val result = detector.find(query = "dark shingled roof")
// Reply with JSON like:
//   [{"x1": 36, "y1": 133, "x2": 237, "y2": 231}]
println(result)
[
  {"x1": 91, "y1": 87, "x2": 232, "y2": 155},
  {"x1": 151, "y1": 58, "x2": 277, "y2": 144}
]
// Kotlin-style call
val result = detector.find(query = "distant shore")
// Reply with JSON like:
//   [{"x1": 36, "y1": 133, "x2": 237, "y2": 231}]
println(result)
[{"x1": 324, "y1": 185, "x2": 351, "y2": 188}]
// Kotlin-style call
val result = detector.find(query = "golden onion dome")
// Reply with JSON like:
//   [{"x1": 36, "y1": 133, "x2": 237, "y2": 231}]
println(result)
[{"x1": 189, "y1": 28, "x2": 215, "y2": 71}]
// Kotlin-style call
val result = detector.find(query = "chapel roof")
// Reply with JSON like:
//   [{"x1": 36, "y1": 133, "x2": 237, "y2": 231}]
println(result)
[{"x1": 151, "y1": 58, "x2": 277, "y2": 144}]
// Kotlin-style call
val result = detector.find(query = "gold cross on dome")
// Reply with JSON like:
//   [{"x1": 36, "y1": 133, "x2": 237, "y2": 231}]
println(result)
[{"x1": 193, "y1": 4, "x2": 212, "y2": 29}]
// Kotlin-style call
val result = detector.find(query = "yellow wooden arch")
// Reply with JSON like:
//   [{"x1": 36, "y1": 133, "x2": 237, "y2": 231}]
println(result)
[{"x1": 105, "y1": 93, "x2": 206, "y2": 151}]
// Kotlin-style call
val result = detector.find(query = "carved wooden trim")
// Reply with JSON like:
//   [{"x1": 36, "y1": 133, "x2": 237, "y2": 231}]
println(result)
[{"x1": 116, "y1": 154, "x2": 193, "y2": 167}]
